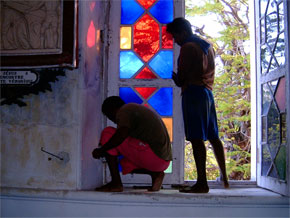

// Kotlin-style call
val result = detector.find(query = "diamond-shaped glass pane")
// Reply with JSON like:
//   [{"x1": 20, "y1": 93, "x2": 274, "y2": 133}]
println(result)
[
  {"x1": 135, "y1": 67, "x2": 157, "y2": 79},
  {"x1": 120, "y1": 51, "x2": 143, "y2": 79},
  {"x1": 135, "y1": 87, "x2": 157, "y2": 99},
  {"x1": 134, "y1": 14, "x2": 160, "y2": 62},
  {"x1": 148, "y1": 87, "x2": 172, "y2": 116},
  {"x1": 267, "y1": 101, "x2": 280, "y2": 157},
  {"x1": 275, "y1": 145, "x2": 286, "y2": 180},
  {"x1": 149, "y1": 51, "x2": 173, "y2": 79},
  {"x1": 149, "y1": 0, "x2": 173, "y2": 24},
  {"x1": 136, "y1": 0, "x2": 156, "y2": 9},
  {"x1": 119, "y1": 87, "x2": 143, "y2": 104},
  {"x1": 121, "y1": 0, "x2": 144, "y2": 25},
  {"x1": 262, "y1": 83, "x2": 272, "y2": 115},
  {"x1": 262, "y1": 144, "x2": 271, "y2": 176}
]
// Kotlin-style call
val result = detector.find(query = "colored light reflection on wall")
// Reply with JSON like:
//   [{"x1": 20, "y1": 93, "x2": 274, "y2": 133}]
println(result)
[
  {"x1": 87, "y1": 21, "x2": 96, "y2": 48},
  {"x1": 120, "y1": 27, "x2": 132, "y2": 49}
]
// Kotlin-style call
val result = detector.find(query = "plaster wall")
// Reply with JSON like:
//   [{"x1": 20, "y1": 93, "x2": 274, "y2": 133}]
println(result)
[{"x1": 0, "y1": 0, "x2": 106, "y2": 190}]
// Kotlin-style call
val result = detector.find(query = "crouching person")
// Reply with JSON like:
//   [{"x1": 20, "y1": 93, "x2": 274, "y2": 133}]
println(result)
[{"x1": 92, "y1": 96, "x2": 172, "y2": 192}]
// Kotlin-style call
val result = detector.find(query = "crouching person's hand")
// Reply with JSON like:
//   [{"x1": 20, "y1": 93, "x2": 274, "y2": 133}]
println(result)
[{"x1": 92, "y1": 148, "x2": 105, "y2": 159}]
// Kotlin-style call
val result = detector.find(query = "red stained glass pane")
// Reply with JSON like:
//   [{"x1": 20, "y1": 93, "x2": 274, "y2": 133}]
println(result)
[
  {"x1": 162, "y1": 26, "x2": 173, "y2": 48},
  {"x1": 134, "y1": 14, "x2": 160, "y2": 62},
  {"x1": 135, "y1": 87, "x2": 157, "y2": 99},
  {"x1": 135, "y1": 67, "x2": 157, "y2": 79},
  {"x1": 136, "y1": 0, "x2": 156, "y2": 9}
]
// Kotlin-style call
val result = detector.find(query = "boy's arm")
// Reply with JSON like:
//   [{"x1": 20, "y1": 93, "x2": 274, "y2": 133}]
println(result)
[{"x1": 92, "y1": 126, "x2": 129, "y2": 159}]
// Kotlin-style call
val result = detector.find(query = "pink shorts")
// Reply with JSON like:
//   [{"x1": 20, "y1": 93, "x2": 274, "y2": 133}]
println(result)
[{"x1": 100, "y1": 127, "x2": 170, "y2": 175}]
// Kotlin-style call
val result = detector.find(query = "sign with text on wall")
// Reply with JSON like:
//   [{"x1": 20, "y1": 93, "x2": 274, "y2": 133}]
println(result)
[{"x1": 0, "y1": 71, "x2": 39, "y2": 86}]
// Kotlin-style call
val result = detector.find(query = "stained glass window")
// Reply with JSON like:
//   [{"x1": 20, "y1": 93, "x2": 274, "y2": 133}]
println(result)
[{"x1": 119, "y1": 0, "x2": 174, "y2": 174}]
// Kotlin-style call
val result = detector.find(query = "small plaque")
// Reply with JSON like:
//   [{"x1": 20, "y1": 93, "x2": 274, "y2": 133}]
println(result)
[{"x1": 0, "y1": 71, "x2": 38, "y2": 86}]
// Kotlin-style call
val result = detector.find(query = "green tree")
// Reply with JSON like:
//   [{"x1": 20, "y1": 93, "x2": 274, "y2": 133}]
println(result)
[{"x1": 184, "y1": 0, "x2": 251, "y2": 180}]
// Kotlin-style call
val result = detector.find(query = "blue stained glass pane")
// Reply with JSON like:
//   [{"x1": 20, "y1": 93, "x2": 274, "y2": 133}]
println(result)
[
  {"x1": 120, "y1": 51, "x2": 143, "y2": 79},
  {"x1": 148, "y1": 88, "x2": 172, "y2": 116},
  {"x1": 149, "y1": 0, "x2": 173, "y2": 24},
  {"x1": 119, "y1": 87, "x2": 143, "y2": 104},
  {"x1": 121, "y1": 0, "x2": 144, "y2": 24},
  {"x1": 149, "y1": 51, "x2": 173, "y2": 79}
]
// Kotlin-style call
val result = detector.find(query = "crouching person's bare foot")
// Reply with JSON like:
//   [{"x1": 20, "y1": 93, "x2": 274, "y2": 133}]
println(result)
[
  {"x1": 148, "y1": 171, "x2": 165, "y2": 192},
  {"x1": 95, "y1": 181, "x2": 123, "y2": 192}
]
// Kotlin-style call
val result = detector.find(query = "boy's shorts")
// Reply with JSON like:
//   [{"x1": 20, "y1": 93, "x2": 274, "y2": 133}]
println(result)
[
  {"x1": 182, "y1": 85, "x2": 219, "y2": 141},
  {"x1": 99, "y1": 127, "x2": 170, "y2": 175}
]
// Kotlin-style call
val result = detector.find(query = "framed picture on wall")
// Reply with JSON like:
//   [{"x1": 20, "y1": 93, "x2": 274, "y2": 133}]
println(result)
[{"x1": 0, "y1": 0, "x2": 78, "y2": 69}]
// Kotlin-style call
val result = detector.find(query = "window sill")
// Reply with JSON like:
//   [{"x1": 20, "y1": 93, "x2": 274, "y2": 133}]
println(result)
[{"x1": 1, "y1": 186, "x2": 289, "y2": 217}]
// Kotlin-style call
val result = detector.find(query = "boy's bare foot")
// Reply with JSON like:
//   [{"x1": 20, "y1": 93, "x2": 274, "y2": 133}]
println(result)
[
  {"x1": 148, "y1": 171, "x2": 165, "y2": 192},
  {"x1": 95, "y1": 182, "x2": 123, "y2": 192},
  {"x1": 223, "y1": 180, "x2": 230, "y2": 189},
  {"x1": 179, "y1": 183, "x2": 209, "y2": 193}
]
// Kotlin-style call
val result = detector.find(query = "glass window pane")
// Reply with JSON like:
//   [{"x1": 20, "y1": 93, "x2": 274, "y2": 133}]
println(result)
[
  {"x1": 275, "y1": 32, "x2": 285, "y2": 66},
  {"x1": 120, "y1": 27, "x2": 132, "y2": 49},
  {"x1": 148, "y1": 87, "x2": 173, "y2": 116},
  {"x1": 281, "y1": 113, "x2": 286, "y2": 144},
  {"x1": 262, "y1": 144, "x2": 271, "y2": 176},
  {"x1": 134, "y1": 14, "x2": 160, "y2": 62},
  {"x1": 262, "y1": 83, "x2": 272, "y2": 115},
  {"x1": 260, "y1": 0, "x2": 268, "y2": 17},
  {"x1": 275, "y1": 77, "x2": 286, "y2": 112},
  {"x1": 164, "y1": 161, "x2": 172, "y2": 174},
  {"x1": 149, "y1": 51, "x2": 173, "y2": 79},
  {"x1": 136, "y1": 0, "x2": 156, "y2": 9},
  {"x1": 135, "y1": 87, "x2": 157, "y2": 99},
  {"x1": 262, "y1": 116, "x2": 267, "y2": 142},
  {"x1": 120, "y1": 51, "x2": 144, "y2": 79},
  {"x1": 278, "y1": 2, "x2": 284, "y2": 31},
  {"x1": 121, "y1": 0, "x2": 144, "y2": 25},
  {"x1": 275, "y1": 145, "x2": 286, "y2": 180},
  {"x1": 135, "y1": 67, "x2": 157, "y2": 79},
  {"x1": 149, "y1": 0, "x2": 173, "y2": 24},
  {"x1": 162, "y1": 117, "x2": 173, "y2": 142},
  {"x1": 269, "y1": 165, "x2": 279, "y2": 179},
  {"x1": 119, "y1": 87, "x2": 143, "y2": 104},
  {"x1": 162, "y1": 26, "x2": 173, "y2": 48},
  {"x1": 261, "y1": 45, "x2": 271, "y2": 74},
  {"x1": 267, "y1": 101, "x2": 280, "y2": 157}
]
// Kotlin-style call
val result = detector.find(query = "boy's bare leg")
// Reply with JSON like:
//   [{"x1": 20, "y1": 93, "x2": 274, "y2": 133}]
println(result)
[
  {"x1": 132, "y1": 169, "x2": 165, "y2": 192},
  {"x1": 180, "y1": 139, "x2": 209, "y2": 193},
  {"x1": 209, "y1": 138, "x2": 229, "y2": 188},
  {"x1": 95, "y1": 154, "x2": 123, "y2": 192}
]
